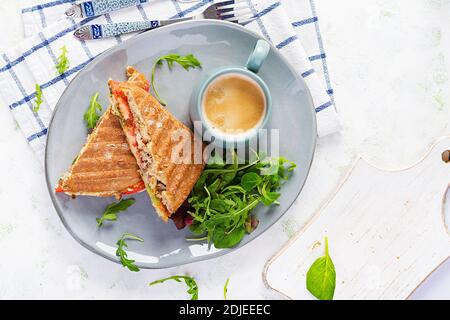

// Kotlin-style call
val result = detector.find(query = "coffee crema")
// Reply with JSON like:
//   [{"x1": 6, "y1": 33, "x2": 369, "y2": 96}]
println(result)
[{"x1": 202, "y1": 73, "x2": 266, "y2": 135}]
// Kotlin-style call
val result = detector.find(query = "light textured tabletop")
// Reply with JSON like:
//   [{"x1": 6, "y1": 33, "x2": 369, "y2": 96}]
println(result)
[{"x1": 0, "y1": 0, "x2": 448, "y2": 299}]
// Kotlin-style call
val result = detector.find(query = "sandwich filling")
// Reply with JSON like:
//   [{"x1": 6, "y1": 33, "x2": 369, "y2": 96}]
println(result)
[{"x1": 109, "y1": 81, "x2": 171, "y2": 220}]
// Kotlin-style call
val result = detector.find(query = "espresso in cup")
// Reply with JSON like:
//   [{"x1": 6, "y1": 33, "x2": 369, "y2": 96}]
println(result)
[
  {"x1": 191, "y1": 40, "x2": 272, "y2": 147},
  {"x1": 202, "y1": 73, "x2": 266, "y2": 135}
]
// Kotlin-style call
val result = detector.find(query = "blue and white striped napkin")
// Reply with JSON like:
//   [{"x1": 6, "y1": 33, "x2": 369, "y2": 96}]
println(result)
[{"x1": 0, "y1": 0, "x2": 340, "y2": 164}]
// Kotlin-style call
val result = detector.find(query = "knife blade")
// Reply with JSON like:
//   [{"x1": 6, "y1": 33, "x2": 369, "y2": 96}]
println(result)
[{"x1": 65, "y1": 0, "x2": 150, "y2": 18}]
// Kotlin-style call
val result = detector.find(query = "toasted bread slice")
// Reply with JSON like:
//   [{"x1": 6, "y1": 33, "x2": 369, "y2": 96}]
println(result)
[
  {"x1": 109, "y1": 78, "x2": 205, "y2": 221},
  {"x1": 56, "y1": 106, "x2": 144, "y2": 198},
  {"x1": 56, "y1": 67, "x2": 151, "y2": 198}
]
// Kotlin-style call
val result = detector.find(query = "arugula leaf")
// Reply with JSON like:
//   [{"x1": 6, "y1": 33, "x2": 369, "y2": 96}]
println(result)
[
  {"x1": 149, "y1": 275, "x2": 199, "y2": 300},
  {"x1": 84, "y1": 93, "x2": 103, "y2": 129},
  {"x1": 96, "y1": 198, "x2": 136, "y2": 228},
  {"x1": 33, "y1": 84, "x2": 43, "y2": 113},
  {"x1": 151, "y1": 54, "x2": 201, "y2": 106},
  {"x1": 306, "y1": 237, "x2": 336, "y2": 300},
  {"x1": 55, "y1": 45, "x2": 70, "y2": 75},
  {"x1": 224, "y1": 278, "x2": 230, "y2": 300},
  {"x1": 278, "y1": 157, "x2": 297, "y2": 179},
  {"x1": 116, "y1": 233, "x2": 144, "y2": 272},
  {"x1": 188, "y1": 151, "x2": 296, "y2": 249}
]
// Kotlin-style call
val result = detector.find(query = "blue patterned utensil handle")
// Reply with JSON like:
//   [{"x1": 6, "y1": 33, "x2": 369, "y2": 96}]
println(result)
[
  {"x1": 74, "y1": 19, "x2": 192, "y2": 40},
  {"x1": 66, "y1": 0, "x2": 150, "y2": 18}
]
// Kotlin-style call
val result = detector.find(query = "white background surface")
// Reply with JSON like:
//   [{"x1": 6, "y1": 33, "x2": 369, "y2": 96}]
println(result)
[{"x1": 0, "y1": 0, "x2": 449, "y2": 299}]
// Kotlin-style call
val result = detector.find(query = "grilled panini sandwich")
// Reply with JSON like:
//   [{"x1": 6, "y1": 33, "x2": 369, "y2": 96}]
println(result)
[
  {"x1": 56, "y1": 106, "x2": 144, "y2": 198},
  {"x1": 56, "y1": 67, "x2": 150, "y2": 198},
  {"x1": 109, "y1": 74, "x2": 205, "y2": 221}
]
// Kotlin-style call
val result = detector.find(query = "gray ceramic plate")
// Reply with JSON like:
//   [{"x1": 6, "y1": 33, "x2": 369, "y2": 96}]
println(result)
[{"x1": 46, "y1": 20, "x2": 317, "y2": 269}]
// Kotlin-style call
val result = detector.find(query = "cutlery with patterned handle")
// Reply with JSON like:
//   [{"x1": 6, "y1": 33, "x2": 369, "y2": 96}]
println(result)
[
  {"x1": 73, "y1": 0, "x2": 255, "y2": 40},
  {"x1": 66, "y1": 0, "x2": 151, "y2": 18}
]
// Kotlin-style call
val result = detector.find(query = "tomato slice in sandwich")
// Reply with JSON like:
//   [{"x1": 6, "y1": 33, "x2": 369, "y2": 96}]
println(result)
[
  {"x1": 110, "y1": 83, "x2": 138, "y2": 148},
  {"x1": 121, "y1": 181, "x2": 146, "y2": 195}
]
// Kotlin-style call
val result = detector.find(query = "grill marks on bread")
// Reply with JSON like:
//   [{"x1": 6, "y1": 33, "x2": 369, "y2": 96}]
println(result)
[
  {"x1": 59, "y1": 107, "x2": 142, "y2": 197},
  {"x1": 112, "y1": 82, "x2": 205, "y2": 219}
]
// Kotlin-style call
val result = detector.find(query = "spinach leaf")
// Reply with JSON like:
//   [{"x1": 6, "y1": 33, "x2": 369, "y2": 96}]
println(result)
[
  {"x1": 212, "y1": 226, "x2": 246, "y2": 249},
  {"x1": 306, "y1": 237, "x2": 336, "y2": 300},
  {"x1": 210, "y1": 199, "x2": 228, "y2": 213},
  {"x1": 241, "y1": 172, "x2": 262, "y2": 191}
]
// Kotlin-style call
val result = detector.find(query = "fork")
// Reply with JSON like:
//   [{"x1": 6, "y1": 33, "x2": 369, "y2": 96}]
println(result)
[{"x1": 73, "y1": 0, "x2": 255, "y2": 40}]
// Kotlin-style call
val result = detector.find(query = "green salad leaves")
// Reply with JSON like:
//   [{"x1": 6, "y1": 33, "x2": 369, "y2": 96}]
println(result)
[
  {"x1": 151, "y1": 54, "x2": 201, "y2": 106},
  {"x1": 33, "y1": 84, "x2": 43, "y2": 113},
  {"x1": 55, "y1": 45, "x2": 70, "y2": 75},
  {"x1": 188, "y1": 152, "x2": 296, "y2": 249},
  {"x1": 306, "y1": 237, "x2": 336, "y2": 300},
  {"x1": 84, "y1": 92, "x2": 103, "y2": 129},
  {"x1": 96, "y1": 198, "x2": 136, "y2": 228},
  {"x1": 116, "y1": 233, "x2": 144, "y2": 272},
  {"x1": 150, "y1": 276, "x2": 199, "y2": 300}
]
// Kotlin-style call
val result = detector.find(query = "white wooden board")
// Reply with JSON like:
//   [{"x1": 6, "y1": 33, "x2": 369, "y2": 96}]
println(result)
[{"x1": 264, "y1": 137, "x2": 450, "y2": 300}]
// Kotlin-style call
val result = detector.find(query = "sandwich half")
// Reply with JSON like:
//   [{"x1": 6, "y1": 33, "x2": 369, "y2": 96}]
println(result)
[
  {"x1": 56, "y1": 67, "x2": 150, "y2": 198},
  {"x1": 109, "y1": 75, "x2": 205, "y2": 221},
  {"x1": 56, "y1": 106, "x2": 144, "y2": 198}
]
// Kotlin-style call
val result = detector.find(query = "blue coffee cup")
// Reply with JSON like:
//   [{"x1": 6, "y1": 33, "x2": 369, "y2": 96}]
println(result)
[{"x1": 190, "y1": 39, "x2": 272, "y2": 147}]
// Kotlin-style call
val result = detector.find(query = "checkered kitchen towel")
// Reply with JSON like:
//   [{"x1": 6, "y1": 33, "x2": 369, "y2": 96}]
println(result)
[{"x1": 0, "y1": 0, "x2": 340, "y2": 164}]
